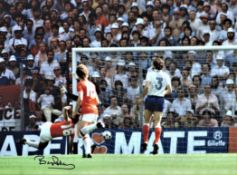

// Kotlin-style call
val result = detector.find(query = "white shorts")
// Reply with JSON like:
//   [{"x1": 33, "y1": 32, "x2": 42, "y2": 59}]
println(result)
[
  {"x1": 39, "y1": 122, "x2": 52, "y2": 143},
  {"x1": 80, "y1": 114, "x2": 98, "y2": 123}
]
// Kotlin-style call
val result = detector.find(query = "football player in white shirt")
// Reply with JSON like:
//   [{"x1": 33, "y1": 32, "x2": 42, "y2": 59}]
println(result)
[{"x1": 142, "y1": 56, "x2": 172, "y2": 154}]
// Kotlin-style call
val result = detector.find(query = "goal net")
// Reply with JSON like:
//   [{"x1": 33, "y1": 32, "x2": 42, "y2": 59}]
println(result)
[{"x1": 72, "y1": 46, "x2": 237, "y2": 129}]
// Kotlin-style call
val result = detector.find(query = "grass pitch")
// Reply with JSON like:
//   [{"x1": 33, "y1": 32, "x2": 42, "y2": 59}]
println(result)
[{"x1": 0, "y1": 154, "x2": 236, "y2": 175}]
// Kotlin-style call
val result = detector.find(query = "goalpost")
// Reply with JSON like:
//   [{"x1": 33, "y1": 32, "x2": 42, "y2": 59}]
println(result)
[{"x1": 72, "y1": 45, "x2": 237, "y2": 126}]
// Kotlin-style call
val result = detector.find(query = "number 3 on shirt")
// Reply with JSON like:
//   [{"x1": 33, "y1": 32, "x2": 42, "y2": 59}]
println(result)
[{"x1": 155, "y1": 77, "x2": 163, "y2": 90}]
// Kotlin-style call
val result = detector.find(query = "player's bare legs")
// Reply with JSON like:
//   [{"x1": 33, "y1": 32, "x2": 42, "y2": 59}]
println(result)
[
  {"x1": 78, "y1": 118, "x2": 105, "y2": 158},
  {"x1": 142, "y1": 110, "x2": 152, "y2": 153},
  {"x1": 77, "y1": 119, "x2": 103, "y2": 158},
  {"x1": 78, "y1": 121, "x2": 91, "y2": 158},
  {"x1": 151, "y1": 112, "x2": 162, "y2": 154}
]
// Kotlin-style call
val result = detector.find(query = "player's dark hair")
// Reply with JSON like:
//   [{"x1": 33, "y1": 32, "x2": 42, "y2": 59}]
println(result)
[
  {"x1": 76, "y1": 65, "x2": 86, "y2": 79},
  {"x1": 153, "y1": 58, "x2": 164, "y2": 70}
]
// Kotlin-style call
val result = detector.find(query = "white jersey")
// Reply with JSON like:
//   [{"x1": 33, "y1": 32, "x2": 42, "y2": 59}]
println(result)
[{"x1": 145, "y1": 69, "x2": 171, "y2": 97}]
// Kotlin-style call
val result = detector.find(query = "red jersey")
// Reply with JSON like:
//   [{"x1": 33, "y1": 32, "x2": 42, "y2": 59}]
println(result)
[
  {"x1": 77, "y1": 80, "x2": 99, "y2": 115},
  {"x1": 50, "y1": 120, "x2": 74, "y2": 138}
]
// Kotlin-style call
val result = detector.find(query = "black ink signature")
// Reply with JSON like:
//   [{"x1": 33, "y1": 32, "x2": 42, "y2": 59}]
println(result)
[{"x1": 34, "y1": 155, "x2": 75, "y2": 170}]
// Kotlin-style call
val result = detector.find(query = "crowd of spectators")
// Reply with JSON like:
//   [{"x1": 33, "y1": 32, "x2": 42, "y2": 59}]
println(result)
[{"x1": 0, "y1": 0, "x2": 237, "y2": 130}]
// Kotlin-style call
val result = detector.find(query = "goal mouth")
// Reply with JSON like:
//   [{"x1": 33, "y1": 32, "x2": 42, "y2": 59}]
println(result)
[{"x1": 72, "y1": 45, "x2": 237, "y2": 127}]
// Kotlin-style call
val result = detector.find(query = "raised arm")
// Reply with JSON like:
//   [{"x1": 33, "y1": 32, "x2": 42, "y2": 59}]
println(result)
[{"x1": 63, "y1": 106, "x2": 71, "y2": 122}]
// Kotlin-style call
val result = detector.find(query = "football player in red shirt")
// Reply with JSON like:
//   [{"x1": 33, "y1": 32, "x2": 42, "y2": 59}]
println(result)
[
  {"x1": 20, "y1": 106, "x2": 75, "y2": 151},
  {"x1": 72, "y1": 64, "x2": 104, "y2": 158}
]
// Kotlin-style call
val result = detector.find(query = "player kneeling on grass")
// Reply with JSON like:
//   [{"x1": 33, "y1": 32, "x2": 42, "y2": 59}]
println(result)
[
  {"x1": 20, "y1": 106, "x2": 76, "y2": 152},
  {"x1": 72, "y1": 64, "x2": 104, "y2": 158},
  {"x1": 142, "y1": 56, "x2": 172, "y2": 154}
]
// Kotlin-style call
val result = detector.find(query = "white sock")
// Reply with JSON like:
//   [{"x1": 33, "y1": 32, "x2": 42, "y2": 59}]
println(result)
[
  {"x1": 81, "y1": 123, "x2": 97, "y2": 135},
  {"x1": 83, "y1": 135, "x2": 92, "y2": 155},
  {"x1": 90, "y1": 138, "x2": 94, "y2": 146},
  {"x1": 26, "y1": 140, "x2": 39, "y2": 149}
]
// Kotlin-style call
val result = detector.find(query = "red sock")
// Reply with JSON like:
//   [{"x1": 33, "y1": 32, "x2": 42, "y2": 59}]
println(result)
[
  {"x1": 143, "y1": 124, "x2": 150, "y2": 143},
  {"x1": 154, "y1": 127, "x2": 162, "y2": 145}
]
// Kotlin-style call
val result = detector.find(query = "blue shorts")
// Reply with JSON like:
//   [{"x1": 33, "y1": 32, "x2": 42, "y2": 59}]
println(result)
[{"x1": 145, "y1": 96, "x2": 164, "y2": 112}]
